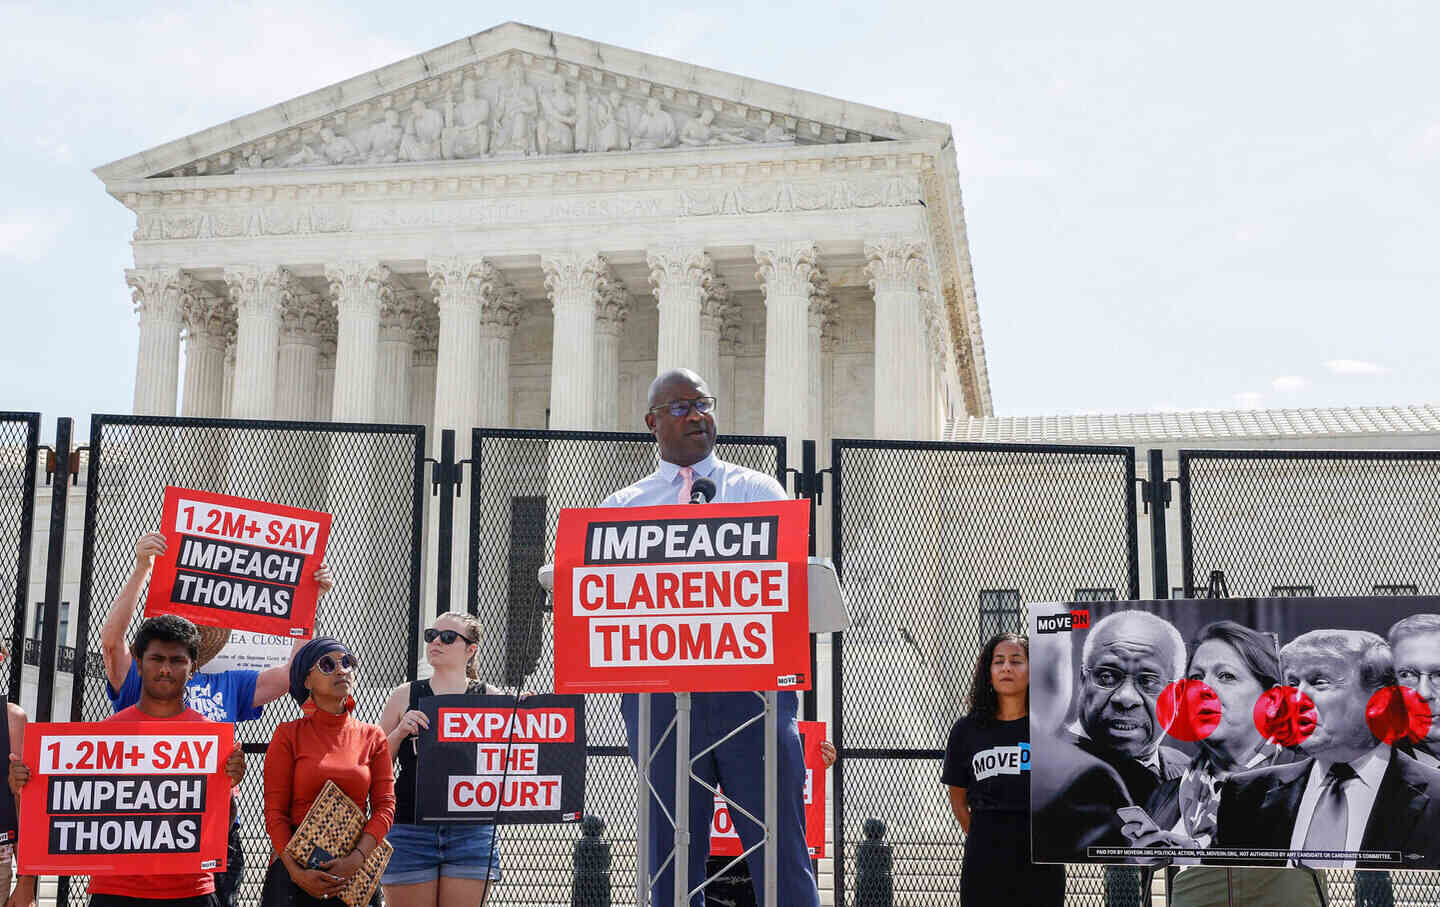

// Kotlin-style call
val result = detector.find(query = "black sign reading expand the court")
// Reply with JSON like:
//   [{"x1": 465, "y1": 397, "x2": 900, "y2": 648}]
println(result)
[{"x1": 584, "y1": 516, "x2": 779, "y2": 565}]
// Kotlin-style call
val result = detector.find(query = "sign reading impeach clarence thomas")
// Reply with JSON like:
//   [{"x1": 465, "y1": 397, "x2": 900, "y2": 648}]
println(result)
[
  {"x1": 1029, "y1": 595, "x2": 1440, "y2": 870},
  {"x1": 148, "y1": 487, "x2": 332, "y2": 638},
  {"x1": 553, "y1": 501, "x2": 811, "y2": 694}
]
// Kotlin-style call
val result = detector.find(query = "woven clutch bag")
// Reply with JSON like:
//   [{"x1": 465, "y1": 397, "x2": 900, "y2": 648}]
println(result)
[{"x1": 283, "y1": 780, "x2": 393, "y2": 907}]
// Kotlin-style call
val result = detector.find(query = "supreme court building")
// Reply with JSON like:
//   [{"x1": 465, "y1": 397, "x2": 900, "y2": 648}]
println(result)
[{"x1": 103, "y1": 21, "x2": 992, "y2": 457}]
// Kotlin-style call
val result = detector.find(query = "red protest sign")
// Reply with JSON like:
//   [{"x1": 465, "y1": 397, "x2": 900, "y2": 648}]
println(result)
[
  {"x1": 554, "y1": 500, "x2": 811, "y2": 694},
  {"x1": 711, "y1": 720, "x2": 827, "y2": 857},
  {"x1": 148, "y1": 486, "x2": 331, "y2": 638},
  {"x1": 18, "y1": 721, "x2": 233, "y2": 875}
]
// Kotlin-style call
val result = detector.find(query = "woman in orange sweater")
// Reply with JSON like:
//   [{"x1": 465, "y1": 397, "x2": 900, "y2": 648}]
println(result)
[{"x1": 261, "y1": 637, "x2": 395, "y2": 906}]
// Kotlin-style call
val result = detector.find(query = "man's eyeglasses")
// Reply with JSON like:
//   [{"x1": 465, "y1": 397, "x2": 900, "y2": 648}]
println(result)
[
  {"x1": 315, "y1": 653, "x2": 359, "y2": 674},
  {"x1": 649, "y1": 396, "x2": 717, "y2": 419},
  {"x1": 1398, "y1": 668, "x2": 1440, "y2": 688},
  {"x1": 424, "y1": 628, "x2": 477, "y2": 646},
  {"x1": 1085, "y1": 666, "x2": 1167, "y2": 696}
]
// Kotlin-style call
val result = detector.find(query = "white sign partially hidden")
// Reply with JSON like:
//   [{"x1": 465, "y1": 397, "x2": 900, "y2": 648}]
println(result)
[{"x1": 203, "y1": 631, "x2": 293, "y2": 673}]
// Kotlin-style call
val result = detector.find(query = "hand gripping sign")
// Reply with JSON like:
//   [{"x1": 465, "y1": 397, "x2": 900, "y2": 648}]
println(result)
[
  {"x1": 18, "y1": 722, "x2": 233, "y2": 875},
  {"x1": 414, "y1": 695, "x2": 586, "y2": 824},
  {"x1": 554, "y1": 500, "x2": 812, "y2": 694},
  {"x1": 149, "y1": 486, "x2": 332, "y2": 638},
  {"x1": 711, "y1": 720, "x2": 827, "y2": 858}
]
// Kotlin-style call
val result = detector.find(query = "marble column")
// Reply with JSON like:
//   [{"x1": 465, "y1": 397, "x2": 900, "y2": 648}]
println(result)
[
  {"x1": 223, "y1": 265, "x2": 292, "y2": 421},
  {"x1": 865, "y1": 238, "x2": 926, "y2": 441},
  {"x1": 222, "y1": 346, "x2": 236, "y2": 418},
  {"x1": 719, "y1": 305, "x2": 743, "y2": 417},
  {"x1": 375, "y1": 291, "x2": 420, "y2": 424},
  {"x1": 126, "y1": 268, "x2": 187, "y2": 416},
  {"x1": 428, "y1": 258, "x2": 517, "y2": 438},
  {"x1": 409, "y1": 300, "x2": 440, "y2": 434},
  {"x1": 325, "y1": 261, "x2": 393, "y2": 423},
  {"x1": 647, "y1": 247, "x2": 713, "y2": 376},
  {"x1": 807, "y1": 279, "x2": 834, "y2": 447},
  {"x1": 274, "y1": 290, "x2": 325, "y2": 421},
  {"x1": 542, "y1": 252, "x2": 609, "y2": 430},
  {"x1": 594, "y1": 279, "x2": 631, "y2": 432},
  {"x1": 756, "y1": 241, "x2": 819, "y2": 458},
  {"x1": 316, "y1": 341, "x2": 336, "y2": 421},
  {"x1": 699, "y1": 282, "x2": 729, "y2": 394},
  {"x1": 179, "y1": 282, "x2": 232, "y2": 418},
  {"x1": 477, "y1": 287, "x2": 521, "y2": 429}
]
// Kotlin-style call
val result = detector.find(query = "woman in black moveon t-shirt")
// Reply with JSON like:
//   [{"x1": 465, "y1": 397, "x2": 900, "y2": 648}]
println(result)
[{"x1": 941, "y1": 632, "x2": 1064, "y2": 906}]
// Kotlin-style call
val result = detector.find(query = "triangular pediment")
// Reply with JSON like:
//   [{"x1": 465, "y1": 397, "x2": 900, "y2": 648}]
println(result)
[{"x1": 95, "y1": 22, "x2": 950, "y2": 183}]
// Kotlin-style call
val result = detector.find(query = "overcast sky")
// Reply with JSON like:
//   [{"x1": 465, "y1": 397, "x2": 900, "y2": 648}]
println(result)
[{"x1": 2, "y1": 1, "x2": 1435, "y2": 431}]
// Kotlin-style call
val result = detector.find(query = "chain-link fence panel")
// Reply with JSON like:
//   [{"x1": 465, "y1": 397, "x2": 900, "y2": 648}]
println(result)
[
  {"x1": 66, "y1": 414, "x2": 425, "y2": 907},
  {"x1": 0, "y1": 412, "x2": 39, "y2": 704},
  {"x1": 468, "y1": 428, "x2": 786, "y2": 906},
  {"x1": 831, "y1": 439, "x2": 1139, "y2": 907},
  {"x1": 1180, "y1": 447, "x2": 1440, "y2": 907}
]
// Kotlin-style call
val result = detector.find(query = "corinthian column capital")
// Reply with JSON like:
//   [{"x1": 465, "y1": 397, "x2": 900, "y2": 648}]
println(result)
[
  {"x1": 427, "y1": 257, "x2": 492, "y2": 309},
  {"x1": 126, "y1": 267, "x2": 190, "y2": 323},
  {"x1": 595, "y1": 272, "x2": 631, "y2": 337},
  {"x1": 223, "y1": 265, "x2": 295, "y2": 317},
  {"x1": 541, "y1": 251, "x2": 609, "y2": 307},
  {"x1": 754, "y1": 240, "x2": 819, "y2": 301},
  {"x1": 180, "y1": 278, "x2": 234, "y2": 342},
  {"x1": 864, "y1": 237, "x2": 926, "y2": 294},
  {"x1": 324, "y1": 261, "x2": 394, "y2": 316},
  {"x1": 646, "y1": 247, "x2": 714, "y2": 299}
]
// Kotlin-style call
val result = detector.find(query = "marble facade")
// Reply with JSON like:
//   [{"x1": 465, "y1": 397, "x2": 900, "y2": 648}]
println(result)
[{"x1": 101, "y1": 23, "x2": 989, "y2": 454}]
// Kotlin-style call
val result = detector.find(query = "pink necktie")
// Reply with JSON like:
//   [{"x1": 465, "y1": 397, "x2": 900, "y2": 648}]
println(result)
[{"x1": 676, "y1": 466, "x2": 694, "y2": 504}]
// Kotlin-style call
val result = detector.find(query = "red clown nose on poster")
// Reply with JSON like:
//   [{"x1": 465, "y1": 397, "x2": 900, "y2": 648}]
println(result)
[
  {"x1": 148, "y1": 486, "x2": 332, "y2": 638},
  {"x1": 553, "y1": 500, "x2": 811, "y2": 694}
]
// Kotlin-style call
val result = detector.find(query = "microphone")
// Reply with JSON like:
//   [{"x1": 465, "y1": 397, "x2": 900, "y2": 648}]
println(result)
[{"x1": 688, "y1": 477, "x2": 717, "y2": 504}]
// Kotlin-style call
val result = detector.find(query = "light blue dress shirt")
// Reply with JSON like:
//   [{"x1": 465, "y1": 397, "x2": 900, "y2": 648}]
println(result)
[{"x1": 600, "y1": 451, "x2": 787, "y2": 508}]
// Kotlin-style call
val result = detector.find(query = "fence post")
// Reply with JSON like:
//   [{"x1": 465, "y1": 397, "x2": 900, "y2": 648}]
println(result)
[
  {"x1": 854, "y1": 818, "x2": 892, "y2": 907},
  {"x1": 571, "y1": 814, "x2": 612, "y2": 907},
  {"x1": 1147, "y1": 448, "x2": 1170, "y2": 598}
]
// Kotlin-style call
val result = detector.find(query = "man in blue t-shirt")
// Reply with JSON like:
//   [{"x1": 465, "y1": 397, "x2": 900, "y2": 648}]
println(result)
[{"x1": 100, "y1": 531, "x2": 333, "y2": 907}]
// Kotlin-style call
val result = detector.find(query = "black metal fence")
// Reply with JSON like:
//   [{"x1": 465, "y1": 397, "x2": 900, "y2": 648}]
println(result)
[
  {"x1": 62, "y1": 414, "x2": 425, "y2": 906},
  {"x1": 1178, "y1": 447, "x2": 1440, "y2": 907},
  {"x1": 0, "y1": 412, "x2": 39, "y2": 704},
  {"x1": 830, "y1": 439, "x2": 1139, "y2": 906},
  {"x1": 466, "y1": 428, "x2": 787, "y2": 906}
]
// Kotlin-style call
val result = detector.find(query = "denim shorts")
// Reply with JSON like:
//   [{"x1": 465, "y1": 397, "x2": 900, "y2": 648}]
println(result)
[{"x1": 381, "y1": 822, "x2": 502, "y2": 884}]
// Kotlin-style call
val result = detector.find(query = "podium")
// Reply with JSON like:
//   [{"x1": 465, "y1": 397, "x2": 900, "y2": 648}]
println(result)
[{"x1": 540, "y1": 501, "x2": 846, "y2": 907}]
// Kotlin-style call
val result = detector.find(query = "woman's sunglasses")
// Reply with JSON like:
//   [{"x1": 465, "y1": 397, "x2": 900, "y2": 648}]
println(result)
[
  {"x1": 315, "y1": 653, "x2": 358, "y2": 674},
  {"x1": 424, "y1": 628, "x2": 477, "y2": 646}
]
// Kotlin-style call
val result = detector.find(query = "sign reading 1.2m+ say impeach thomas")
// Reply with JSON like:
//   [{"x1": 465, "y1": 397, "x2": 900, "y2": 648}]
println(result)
[
  {"x1": 553, "y1": 500, "x2": 811, "y2": 694},
  {"x1": 18, "y1": 722, "x2": 233, "y2": 875},
  {"x1": 148, "y1": 486, "x2": 332, "y2": 638}
]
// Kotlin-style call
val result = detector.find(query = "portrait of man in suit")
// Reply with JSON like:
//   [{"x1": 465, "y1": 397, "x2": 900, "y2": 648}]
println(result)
[
  {"x1": 1031, "y1": 610, "x2": 1189, "y2": 862},
  {"x1": 1216, "y1": 629, "x2": 1440, "y2": 869},
  {"x1": 1389, "y1": 614, "x2": 1440, "y2": 768}
]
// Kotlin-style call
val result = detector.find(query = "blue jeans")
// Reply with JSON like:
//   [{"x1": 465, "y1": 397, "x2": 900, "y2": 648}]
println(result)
[{"x1": 381, "y1": 821, "x2": 502, "y2": 885}]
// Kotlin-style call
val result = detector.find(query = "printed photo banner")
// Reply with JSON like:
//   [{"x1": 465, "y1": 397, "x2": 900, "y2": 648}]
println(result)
[
  {"x1": 148, "y1": 486, "x2": 332, "y2": 638},
  {"x1": 553, "y1": 500, "x2": 812, "y2": 694},
  {"x1": 1030, "y1": 595, "x2": 1440, "y2": 870},
  {"x1": 414, "y1": 694, "x2": 586, "y2": 824},
  {"x1": 18, "y1": 721, "x2": 233, "y2": 875},
  {"x1": 711, "y1": 720, "x2": 827, "y2": 858}
]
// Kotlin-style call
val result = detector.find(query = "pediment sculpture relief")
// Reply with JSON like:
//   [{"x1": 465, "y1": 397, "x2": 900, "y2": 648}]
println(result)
[{"x1": 243, "y1": 69, "x2": 796, "y2": 172}]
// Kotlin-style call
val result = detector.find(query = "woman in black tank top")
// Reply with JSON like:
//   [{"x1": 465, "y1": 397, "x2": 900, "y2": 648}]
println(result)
[{"x1": 378, "y1": 612, "x2": 508, "y2": 907}]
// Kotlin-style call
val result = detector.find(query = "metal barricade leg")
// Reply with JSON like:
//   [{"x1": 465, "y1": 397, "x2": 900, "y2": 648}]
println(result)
[
  {"x1": 675, "y1": 692, "x2": 691, "y2": 907},
  {"x1": 637, "y1": 692, "x2": 651, "y2": 907},
  {"x1": 764, "y1": 691, "x2": 778, "y2": 907}
]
